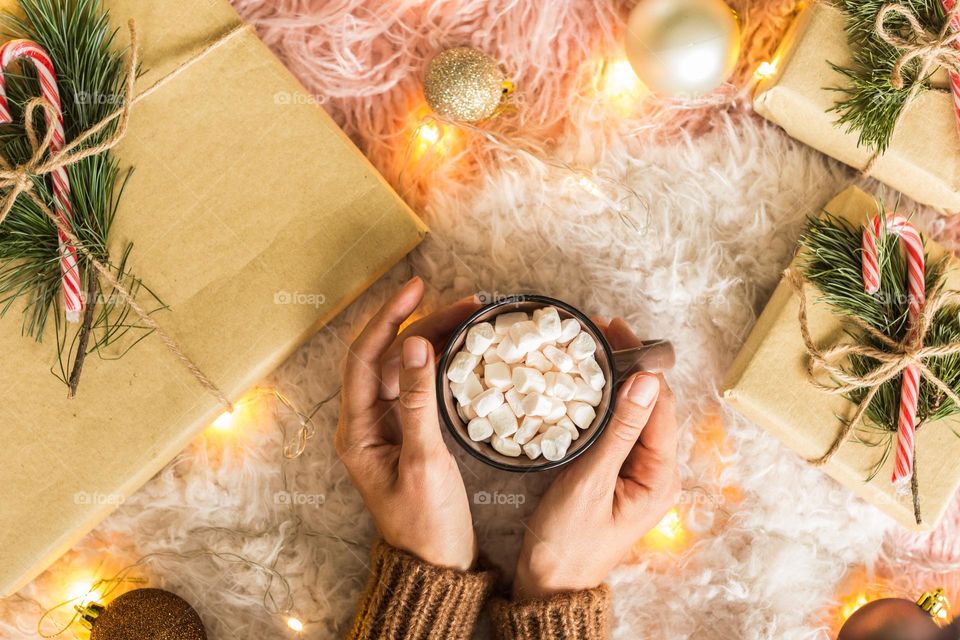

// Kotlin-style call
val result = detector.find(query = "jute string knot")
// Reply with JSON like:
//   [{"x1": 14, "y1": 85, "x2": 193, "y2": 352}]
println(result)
[
  {"x1": 0, "y1": 18, "x2": 252, "y2": 411},
  {"x1": 786, "y1": 268, "x2": 960, "y2": 470},
  {"x1": 876, "y1": 2, "x2": 960, "y2": 90}
]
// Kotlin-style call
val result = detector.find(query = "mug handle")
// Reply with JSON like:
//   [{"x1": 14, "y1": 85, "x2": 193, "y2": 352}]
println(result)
[{"x1": 612, "y1": 339, "x2": 675, "y2": 382}]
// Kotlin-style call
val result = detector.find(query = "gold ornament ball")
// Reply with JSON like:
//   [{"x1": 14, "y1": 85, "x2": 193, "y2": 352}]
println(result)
[
  {"x1": 837, "y1": 599, "x2": 940, "y2": 640},
  {"x1": 625, "y1": 0, "x2": 741, "y2": 97},
  {"x1": 88, "y1": 588, "x2": 206, "y2": 640},
  {"x1": 424, "y1": 47, "x2": 506, "y2": 122}
]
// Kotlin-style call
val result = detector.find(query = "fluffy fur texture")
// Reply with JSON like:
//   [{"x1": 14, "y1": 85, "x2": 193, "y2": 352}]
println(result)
[{"x1": 2, "y1": 0, "x2": 960, "y2": 638}]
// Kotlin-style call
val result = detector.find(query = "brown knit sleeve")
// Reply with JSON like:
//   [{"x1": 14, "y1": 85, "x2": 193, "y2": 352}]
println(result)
[
  {"x1": 489, "y1": 585, "x2": 611, "y2": 640},
  {"x1": 347, "y1": 541, "x2": 497, "y2": 640}
]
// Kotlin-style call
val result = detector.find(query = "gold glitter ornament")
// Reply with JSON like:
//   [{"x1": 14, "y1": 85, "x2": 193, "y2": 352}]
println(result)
[
  {"x1": 423, "y1": 47, "x2": 511, "y2": 122},
  {"x1": 77, "y1": 588, "x2": 206, "y2": 640}
]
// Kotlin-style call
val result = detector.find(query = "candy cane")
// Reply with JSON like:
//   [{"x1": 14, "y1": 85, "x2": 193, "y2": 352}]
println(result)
[
  {"x1": 862, "y1": 214, "x2": 925, "y2": 488},
  {"x1": 0, "y1": 40, "x2": 83, "y2": 322},
  {"x1": 944, "y1": 0, "x2": 960, "y2": 133}
]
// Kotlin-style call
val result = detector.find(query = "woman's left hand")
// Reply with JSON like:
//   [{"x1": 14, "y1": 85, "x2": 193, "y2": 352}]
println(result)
[{"x1": 335, "y1": 277, "x2": 482, "y2": 570}]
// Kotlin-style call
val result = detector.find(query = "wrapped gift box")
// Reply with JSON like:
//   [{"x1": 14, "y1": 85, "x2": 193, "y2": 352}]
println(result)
[
  {"x1": 0, "y1": 0, "x2": 427, "y2": 596},
  {"x1": 754, "y1": 2, "x2": 960, "y2": 212},
  {"x1": 723, "y1": 186, "x2": 960, "y2": 531}
]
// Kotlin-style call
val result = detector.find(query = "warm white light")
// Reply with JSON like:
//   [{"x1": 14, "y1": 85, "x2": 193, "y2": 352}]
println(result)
[
  {"x1": 654, "y1": 509, "x2": 683, "y2": 540},
  {"x1": 210, "y1": 410, "x2": 235, "y2": 431},
  {"x1": 417, "y1": 122, "x2": 440, "y2": 145},
  {"x1": 604, "y1": 60, "x2": 641, "y2": 96},
  {"x1": 66, "y1": 580, "x2": 101, "y2": 605},
  {"x1": 287, "y1": 617, "x2": 304, "y2": 632},
  {"x1": 754, "y1": 59, "x2": 778, "y2": 80},
  {"x1": 841, "y1": 593, "x2": 870, "y2": 621}
]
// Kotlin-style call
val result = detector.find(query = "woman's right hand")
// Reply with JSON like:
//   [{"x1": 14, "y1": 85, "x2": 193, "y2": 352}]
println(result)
[{"x1": 512, "y1": 318, "x2": 681, "y2": 600}]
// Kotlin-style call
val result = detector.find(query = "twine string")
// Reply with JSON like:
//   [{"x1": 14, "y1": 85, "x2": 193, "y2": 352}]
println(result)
[
  {"x1": 0, "y1": 20, "x2": 251, "y2": 410},
  {"x1": 861, "y1": 1, "x2": 960, "y2": 175},
  {"x1": 786, "y1": 268, "x2": 960, "y2": 467}
]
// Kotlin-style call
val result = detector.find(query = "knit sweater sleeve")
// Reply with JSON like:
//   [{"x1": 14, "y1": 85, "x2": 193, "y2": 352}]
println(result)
[
  {"x1": 347, "y1": 541, "x2": 497, "y2": 640},
  {"x1": 490, "y1": 586, "x2": 612, "y2": 640}
]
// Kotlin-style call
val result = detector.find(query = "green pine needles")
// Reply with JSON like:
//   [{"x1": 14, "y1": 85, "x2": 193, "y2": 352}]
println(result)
[
  {"x1": 0, "y1": 0, "x2": 161, "y2": 396},
  {"x1": 831, "y1": 0, "x2": 948, "y2": 153},
  {"x1": 800, "y1": 206, "x2": 960, "y2": 480}
]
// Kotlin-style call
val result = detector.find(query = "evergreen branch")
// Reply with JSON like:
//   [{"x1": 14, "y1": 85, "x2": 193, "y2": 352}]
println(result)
[
  {"x1": 799, "y1": 204, "x2": 960, "y2": 446},
  {"x1": 831, "y1": 0, "x2": 947, "y2": 152}
]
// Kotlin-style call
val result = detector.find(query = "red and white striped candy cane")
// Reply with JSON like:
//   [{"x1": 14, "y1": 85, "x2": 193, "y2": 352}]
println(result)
[
  {"x1": 862, "y1": 214, "x2": 925, "y2": 488},
  {"x1": 944, "y1": 0, "x2": 960, "y2": 132},
  {"x1": 0, "y1": 40, "x2": 83, "y2": 322}
]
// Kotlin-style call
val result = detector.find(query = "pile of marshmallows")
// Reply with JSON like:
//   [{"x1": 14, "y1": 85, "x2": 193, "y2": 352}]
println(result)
[{"x1": 446, "y1": 306, "x2": 606, "y2": 462}]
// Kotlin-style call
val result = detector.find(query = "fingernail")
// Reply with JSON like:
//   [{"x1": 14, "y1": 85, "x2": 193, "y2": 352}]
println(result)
[
  {"x1": 402, "y1": 337, "x2": 429, "y2": 369},
  {"x1": 406, "y1": 276, "x2": 422, "y2": 287},
  {"x1": 627, "y1": 374, "x2": 659, "y2": 407}
]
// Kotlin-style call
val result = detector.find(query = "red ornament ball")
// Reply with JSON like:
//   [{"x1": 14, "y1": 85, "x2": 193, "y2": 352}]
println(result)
[{"x1": 837, "y1": 598, "x2": 940, "y2": 640}]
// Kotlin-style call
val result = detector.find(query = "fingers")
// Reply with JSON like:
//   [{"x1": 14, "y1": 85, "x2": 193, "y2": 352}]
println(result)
[
  {"x1": 606, "y1": 317, "x2": 642, "y2": 351},
  {"x1": 621, "y1": 375, "x2": 678, "y2": 491},
  {"x1": 397, "y1": 337, "x2": 447, "y2": 467},
  {"x1": 569, "y1": 372, "x2": 660, "y2": 484},
  {"x1": 379, "y1": 295, "x2": 482, "y2": 400},
  {"x1": 342, "y1": 277, "x2": 424, "y2": 426}
]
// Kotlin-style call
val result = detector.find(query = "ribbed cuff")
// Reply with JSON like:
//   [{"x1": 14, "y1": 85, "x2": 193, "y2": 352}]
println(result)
[
  {"x1": 348, "y1": 541, "x2": 497, "y2": 640},
  {"x1": 490, "y1": 585, "x2": 611, "y2": 640}
]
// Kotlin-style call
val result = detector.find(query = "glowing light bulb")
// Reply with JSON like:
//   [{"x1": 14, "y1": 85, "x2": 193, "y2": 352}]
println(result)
[
  {"x1": 210, "y1": 410, "x2": 235, "y2": 431},
  {"x1": 841, "y1": 593, "x2": 870, "y2": 621},
  {"x1": 418, "y1": 122, "x2": 440, "y2": 145},
  {"x1": 66, "y1": 579, "x2": 101, "y2": 605},
  {"x1": 604, "y1": 60, "x2": 642, "y2": 97},
  {"x1": 654, "y1": 509, "x2": 683, "y2": 540},
  {"x1": 754, "y1": 58, "x2": 779, "y2": 81},
  {"x1": 287, "y1": 617, "x2": 304, "y2": 632}
]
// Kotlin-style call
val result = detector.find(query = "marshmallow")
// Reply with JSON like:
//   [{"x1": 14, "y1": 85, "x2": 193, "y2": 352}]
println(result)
[
  {"x1": 451, "y1": 372, "x2": 483, "y2": 405},
  {"x1": 540, "y1": 426, "x2": 572, "y2": 461},
  {"x1": 543, "y1": 396, "x2": 568, "y2": 424},
  {"x1": 515, "y1": 416, "x2": 543, "y2": 445},
  {"x1": 472, "y1": 388, "x2": 504, "y2": 417},
  {"x1": 525, "y1": 350, "x2": 553, "y2": 373},
  {"x1": 496, "y1": 337, "x2": 526, "y2": 364},
  {"x1": 484, "y1": 362, "x2": 514, "y2": 390},
  {"x1": 557, "y1": 318, "x2": 581, "y2": 345},
  {"x1": 509, "y1": 320, "x2": 544, "y2": 354},
  {"x1": 544, "y1": 371, "x2": 577, "y2": 401},
  {"x1": 567, "y1": 401, "x2": 597, "y2": 429},
  {"x1": 483, "y1": 347, "x2": 503, "y2": 364},
  {"x1": 467, "y1": 417, "x2": 494, "y2": 441},
  {"x1": 557, "y1": 416, "x2": 579, "y2": 441},
  {"x1": 488, "y1": 403, "x2": 519, "y2": 437},
  {"x1": 522, "y1": 434, "x2": 543, "y2": 460},
  {"x1": 505, "y1": 388, "x2": 526, "y2": 417},
  {"x1": 578, "y1": 357, "x2": 606, "y2": 391},
  {"x1": 572, "y1": 379, "x2": 602, "y2": 405},
  {"x1": 465, "y1": 322, "x2": 496, "y2": 355},
  {"x1": 567, "y1": 332, "x2": 597, "y2": 361},
  {"x1": 513, "y1": 366, "x2": 546, "y2": 394},
  {"x1": 533, "y1": 306, "x2": 562, "y2": 341},
  {"x1": 495, "y1": 311, "x2": 528, "y2": 335},
  {"x1": 521, "y1": 393, "x2": 553, "y2": 417},
  {"x1": 446, "y1": 351, "x2": 479, "y2": 383},
  {"x1": 543, "y1": 345, "x2": 574, "y2": 373},
  {"x1": 491, "y1": 434, "x2": 522, "y2": 457}
]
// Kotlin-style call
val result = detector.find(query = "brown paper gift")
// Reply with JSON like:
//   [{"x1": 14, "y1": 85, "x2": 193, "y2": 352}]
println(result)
[
  {"x1": 754, "y1": 2, "x2": 960, "y2": 212},
  {"x1": 722, "y1": 186, "x2": 960, "y2": 531},
  {"x1": 0, "y1": 0, "x2": 427, "y2": 596}
]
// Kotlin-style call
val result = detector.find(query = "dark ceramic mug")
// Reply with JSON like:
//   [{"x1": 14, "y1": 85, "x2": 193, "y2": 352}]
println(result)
[{"x1": 436, "y1": 294, "x2": 675, "y2": 472}]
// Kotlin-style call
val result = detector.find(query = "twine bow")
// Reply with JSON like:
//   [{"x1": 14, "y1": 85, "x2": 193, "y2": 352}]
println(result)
[
  {"x1": 875, "y1": 2, "x2": 960, "y2": 90},
  {"x1": 0, "y1": 19, "x2": 252, "y2": 411},
  {"x1": 788, "y1": 268, "x2": 960, "y2": 523}
]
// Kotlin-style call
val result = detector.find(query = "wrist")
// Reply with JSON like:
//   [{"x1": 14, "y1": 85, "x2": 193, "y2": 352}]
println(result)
[{"x1": 513, "y1": 548, "x2": 603, "y2": 600}]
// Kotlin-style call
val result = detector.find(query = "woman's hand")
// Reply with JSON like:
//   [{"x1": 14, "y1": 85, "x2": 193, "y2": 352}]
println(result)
[
  {"x1": 513, "y1": 318, "x2": 681, "y2": 599},
  {"x1": 335, "y1": 277, "x2": 481, "y2": 571}
]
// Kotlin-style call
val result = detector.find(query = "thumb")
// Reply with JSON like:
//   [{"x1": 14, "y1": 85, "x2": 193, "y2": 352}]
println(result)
[
  {"x1": 572, "y1": 373, "x2": 660, "y2": 482},
  {"x1": 397, "y1": 337, "x2": 446, "y2": 465}
]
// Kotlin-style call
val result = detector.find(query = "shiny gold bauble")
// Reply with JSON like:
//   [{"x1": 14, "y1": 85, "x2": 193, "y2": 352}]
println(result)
[
  {"x1": 837, "y1": 599, "x2": 940, "y2": 640},
  {"x1": 625, "y1": 0, "x2": 741, "y2": 97},
  {"x1": 82, "y1": 588, "x2": 206, "y2": 640},
  {"x1": 423, "y1": 47, "x2": 507, "y2": 122}
]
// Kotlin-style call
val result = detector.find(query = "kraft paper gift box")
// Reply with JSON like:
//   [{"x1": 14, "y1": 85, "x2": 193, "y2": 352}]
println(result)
[
  {"x1": 723, "y1": 186, "x2": 960, "y2": 531},
  {"x1": 754, "y1": 2, "x2": 960, "y2": 212},
  {"x1": 0, "y1": 0, "x2": 427, "y2": 596}
]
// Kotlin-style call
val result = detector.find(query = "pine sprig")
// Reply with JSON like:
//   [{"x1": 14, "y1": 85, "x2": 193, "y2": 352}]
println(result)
[
  {"x1": 799, "y1": 205, "x2": 960, "y2": 477},
  {"x1": 830, "y1": 0, "x2": 947, "y2": 152},
  {"x1": 0, "y1": 0, "x2": 162, "y2": 393}
]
